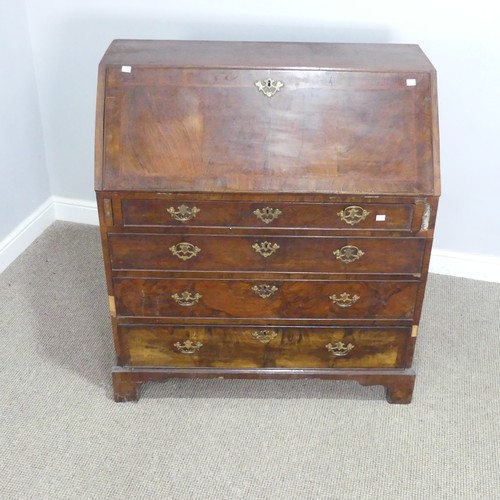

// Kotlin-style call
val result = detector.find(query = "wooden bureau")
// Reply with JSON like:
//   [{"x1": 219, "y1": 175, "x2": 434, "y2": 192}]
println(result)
[{"x1": 95, "y1": 40, "x2": 440, "y2": 403}]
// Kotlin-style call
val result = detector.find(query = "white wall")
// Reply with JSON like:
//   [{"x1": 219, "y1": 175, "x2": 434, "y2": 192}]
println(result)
[
  {"x1": 0, "y1": 1, "x2": 49, "y2": 242},
  {"x1": 22, "y1": 0, "x2": 500, "y2": 259}
]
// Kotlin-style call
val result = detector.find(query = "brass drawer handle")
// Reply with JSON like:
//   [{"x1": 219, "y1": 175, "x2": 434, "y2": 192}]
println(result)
[
  {"x1": 326, "y1": 341, "x2": 355, "y2": 357},
  {"x1": 172, "y1": 291, "x2": 202, "y2": 306},
  {"x1": 329, "y1": 293, "x2": 360, "y2": 308},
  {"x1": 167, "y1": 204, "x2": 200, "y2": 222},
  {"x1": 333, "y1": 245, "x2": 364, "y2": 264},
  {"x1": 252, "y1": 241, "x2": 280, "y2": 258},
  {"x1": 252, "y1": 330, "x2": 278, "y2": 344},
  {"x1": 337, "y1": 205, "x2": 370, "y2": 225},
  {"x1": 255, "y1": 78, "x2": 284, "y2": 97},
  {"x1": 169, "y1": 242, "x2": 201, "y2": 261},
  {"x1": 253, "y1": 207, "x2": 282, "y2": 224},
  {"x1": 252, "y1": 284, "x2": 279, "y2": 298},
  {"x1": 174, "y1": 339, "x2": 203, "y2": 354}
]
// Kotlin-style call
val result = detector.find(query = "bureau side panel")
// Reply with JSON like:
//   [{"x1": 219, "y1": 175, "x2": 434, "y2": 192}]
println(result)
[{"x1": 96, "y1": 192, "x2": 125, "y2": 363}]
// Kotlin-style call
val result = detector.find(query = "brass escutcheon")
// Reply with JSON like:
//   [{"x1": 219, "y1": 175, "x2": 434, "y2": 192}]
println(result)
[
  {"x1": 251, "y1": 330, "x2": 278, "y2": 344},
  {"x1": 255, "y1": 78, "x2": 284, "y2": 97},
  {"x1": 253, "y1": 207, "x2": 282, "y2": 224},
  {"x1": 333, "y1": 245, "x2": 364, "y2": 264},
  {"x1": 251, "y1": 284, "x2": 279, "y2": 298},
  {"x1": 329, "y1": 292, "x2": 360, "y2": 308},
  {"x1": 174, "y1": 339, "x2": 203, "y2": 354},
  {"x1": 172, "y1": 291, "x2": 203, "y2": 307},
  {"x1": 325, "y1": 341, "x2": 355, "y2": 357},
  {"x1": 167, "y1": 204, "x2": 200, "y2": 222},
  {"x1": 169, "y1": 242, "x2": 201, "y2": 261},
  {"x1": 252, "y1": 241, "x2": 280, "y2": 258},
  {"x1": 337, "y1": 205, "x2": 370, "y2": 225}
]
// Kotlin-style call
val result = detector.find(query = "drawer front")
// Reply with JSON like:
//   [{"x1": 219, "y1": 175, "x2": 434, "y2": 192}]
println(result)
[
  {"x1": 122, "y1": 199, "x2": 414, "y2": 231},
  {"x1": 113, "y1": 278, "x2": 419, "y2": 320},
  {"x1": 119, "y1": 325, "x2": 410, "y2": 368},
  {"x1": 108, "y1": 234, "x2": 426, "y2": 274}
]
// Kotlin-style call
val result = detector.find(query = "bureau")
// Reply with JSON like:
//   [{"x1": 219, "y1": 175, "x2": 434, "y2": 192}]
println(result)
[{"x1": 95, "y1": 40, "x2": 440, "y2": 403}]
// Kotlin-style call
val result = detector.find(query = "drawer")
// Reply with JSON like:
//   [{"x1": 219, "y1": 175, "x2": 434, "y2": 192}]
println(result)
[
  {"x1": 108, "y1": 234, "x2": 426, "y2": 275},
  {"x1": 122, "y1": 199, "x2": 414, "y2": 231},
  {"x1": 119, "y1": 325, "x2": 410, "y2": 369},
  {"x1": 113, "y1": 278, "x2": 419, "y2": 320}
]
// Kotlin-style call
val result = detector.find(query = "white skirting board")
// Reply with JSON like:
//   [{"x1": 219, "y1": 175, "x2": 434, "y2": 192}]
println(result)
[
  {"x1": 0, "y1": 196, "x2": 98, "y2": 274},
  {"x1": 0, "y1": 198, "x2": 56, "y2": 274},
  {"x1": 429, "y1": 249, "x2": 500, "y2": 284},
  {"x1": 51, "y1": 196, "x2": 99, "y2": 225},
  {"x1": 1, "y1": 196, "x2": 499, "y2": 283}
]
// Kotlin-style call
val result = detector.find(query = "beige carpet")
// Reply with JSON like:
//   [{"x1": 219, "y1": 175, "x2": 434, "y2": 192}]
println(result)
[{"x1": 1, "y1": 221, "x2": 499, "y2": 499}]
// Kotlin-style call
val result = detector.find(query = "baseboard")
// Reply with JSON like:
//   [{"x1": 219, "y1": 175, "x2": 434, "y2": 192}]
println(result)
[
  {"x1": 0, "y1": 196, "x2": 98, "y2": 274},
  {"x1": 1, "y1": 197, "x2": 500, "y2": 283},
  {"x1": 52, "y1": 196, "x2": 99, "y2": 225},
  {"x1": 429, "y1": 249, "x2": 500, "y2": 283},
  {"x1": 0, "y1": 198, "x2": 56, "y2": 273}
]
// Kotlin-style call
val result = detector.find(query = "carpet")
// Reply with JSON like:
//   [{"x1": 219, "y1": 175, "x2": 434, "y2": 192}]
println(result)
[{"x1": 1, "y1": 222, "x2": 499, "y2": 499}]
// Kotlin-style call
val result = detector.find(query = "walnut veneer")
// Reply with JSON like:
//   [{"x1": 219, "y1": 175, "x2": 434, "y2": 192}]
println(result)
[{"x1": 95, "y1": 40, "x2": 440, "y2": 403}]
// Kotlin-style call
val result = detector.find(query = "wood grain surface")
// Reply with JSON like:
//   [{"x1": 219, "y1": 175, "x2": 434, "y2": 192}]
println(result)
[
  {"x1": 122, "y1": 198, "x2": 414, "y2": 230},
  {"x1": 119, "y1": 325, "x2": 410, "y2": 369},
  {"x1": 100, "y1": 68, "x2": 435, "y2": 194},
  {"x1": 108, "y1": 233, "x2": 426, "y2": 274},
  {"x1": 95, "y1": 41, "x2": 439, "y2": 403},
  {"x1": 113, "y1": 278, "x2": 419, "y2": 320}
]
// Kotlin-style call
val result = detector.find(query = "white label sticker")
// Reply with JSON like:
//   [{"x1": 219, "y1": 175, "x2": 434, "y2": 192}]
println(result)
[
  {"x1": 406, "y1": 78, "x2": 416, "y2": 86},
  {"x1": 121, "y1": 65, "x2": 132, "y2": 73},
  {"x1": 376, "y1": 214, "x2": 386, "y2": 221}
]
